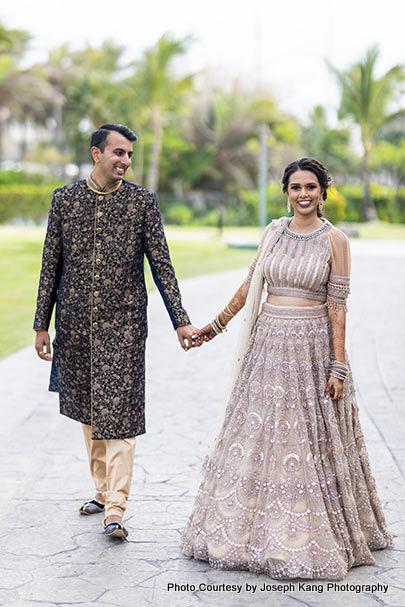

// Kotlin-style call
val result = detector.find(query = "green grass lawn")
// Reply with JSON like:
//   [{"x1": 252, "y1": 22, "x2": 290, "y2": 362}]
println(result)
[
  {"x1": 357, "y1": 222, "x2": 405, "y2": 239},
  {"x1": 0, "y1": 227, "x2": 45, "y2": 358},
  {"x1": 1, "y1": 220, "x2": 405, "y2": 359}
]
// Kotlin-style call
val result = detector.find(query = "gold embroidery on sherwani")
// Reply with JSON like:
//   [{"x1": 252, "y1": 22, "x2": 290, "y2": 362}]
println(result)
[{"x1": 34, "y1": 179, "x2": 190, "y2": 439}]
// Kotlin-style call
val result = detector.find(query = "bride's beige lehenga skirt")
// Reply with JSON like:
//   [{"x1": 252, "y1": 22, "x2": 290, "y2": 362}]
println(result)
[{"x1": 181, "y1": 303, "x2": 392, "y2": 580}]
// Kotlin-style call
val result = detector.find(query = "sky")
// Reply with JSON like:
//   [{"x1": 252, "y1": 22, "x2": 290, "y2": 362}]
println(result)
[{"x1": 2, "y1": 0, "x2": 405, "y2": 123}]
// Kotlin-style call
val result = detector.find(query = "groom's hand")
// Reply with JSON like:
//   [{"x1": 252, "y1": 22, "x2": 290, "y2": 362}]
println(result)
[
  {"x1": 176, "y1": 324, "x2": 203, "y2": 351},
  {"x1": 35, "y1": 329, "x2": 52, "y2": 361}
]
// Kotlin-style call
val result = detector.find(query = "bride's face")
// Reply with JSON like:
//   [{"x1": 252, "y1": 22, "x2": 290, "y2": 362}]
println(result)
[{"x1": 287, "y1": 170, "x2": 323, "y2": 218}]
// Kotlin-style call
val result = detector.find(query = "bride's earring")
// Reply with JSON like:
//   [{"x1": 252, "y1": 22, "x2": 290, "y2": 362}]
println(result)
[
  {"x1": 287, "y1": 199, "x2": 291, "y2": 213},
  {"x1": 318, "y1": 198, "x2": 323, "y2": 211}
]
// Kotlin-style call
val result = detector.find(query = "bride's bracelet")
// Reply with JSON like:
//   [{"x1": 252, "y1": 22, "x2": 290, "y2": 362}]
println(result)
[
  {"x1": 329, "y1": 360, "x2": 348, "y2": 381},
  {"x1": 221, "y1": 305, "x2": 235, "y2": 319},
  {"x1": 210, "y1": 314, "x2": 227, "y2": 335}
]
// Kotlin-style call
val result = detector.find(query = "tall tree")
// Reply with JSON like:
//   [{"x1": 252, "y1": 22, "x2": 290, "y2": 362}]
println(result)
[
  {"x1": 328, "y1": 46, "x2": 405, "y2": 221},
  {"x1": 173, "y1": 86, "x2": 300, "y2": 194},
  {"x1": 301, "y1": 105, "x2": 356, "y2": 178},
  {"x1": 129, "y1": 33, "x2": 194, "y2": 192},
  {"x1": 0, "y1": 23, "x2": 29, "y2": 56},
  {"x1": 0, "y1": 23, "x2": 53, "y2": 162},
  {"x1": 41, "y1": 41, "x2": 124, "y2": 169}
]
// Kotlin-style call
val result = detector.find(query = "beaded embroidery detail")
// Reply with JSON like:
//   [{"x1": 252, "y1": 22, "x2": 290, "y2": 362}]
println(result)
[
  {"x1": 181, "y1": 306, "x2": 393, "y2": 579},
  {"x1": 284, "y1": 218, "x2": 330, "y2": 240}
]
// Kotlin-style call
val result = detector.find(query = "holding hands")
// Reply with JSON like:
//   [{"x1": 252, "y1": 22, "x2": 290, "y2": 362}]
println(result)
[
  {"x1": 178, "y1": 305, "x2": 235, "y2": 351},
  {"x1": 176, "y1": 324, "x2": 204, "y2": 351}
]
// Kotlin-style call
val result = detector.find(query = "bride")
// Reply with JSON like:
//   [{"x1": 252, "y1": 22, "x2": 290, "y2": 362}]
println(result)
[{"x1": 181, "y1": 157, "x2": 392, "y2": 580}]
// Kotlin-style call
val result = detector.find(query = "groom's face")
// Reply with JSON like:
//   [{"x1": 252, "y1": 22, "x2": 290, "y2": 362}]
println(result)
[{"x1": 92, "y1": 131, "x2": 133, "y2": 182}]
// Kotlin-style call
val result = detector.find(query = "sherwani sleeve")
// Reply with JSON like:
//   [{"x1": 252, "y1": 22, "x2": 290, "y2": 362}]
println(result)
[
  {"x1": 142, "y1": 192, "x2": 190, "y2": 329},
  {"x1": 33, "y1": 191, "x2": 63, "y2": 331}
]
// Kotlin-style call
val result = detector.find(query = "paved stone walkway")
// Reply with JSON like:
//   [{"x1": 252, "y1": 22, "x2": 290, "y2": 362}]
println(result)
[{"x1": 0, "y1": 240, "x2": 404, "y2": 607}]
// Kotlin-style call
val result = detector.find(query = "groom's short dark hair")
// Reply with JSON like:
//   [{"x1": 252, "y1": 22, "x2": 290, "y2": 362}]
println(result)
[{"x1": 90, "y1": 124, "x2": 137, "y2": 151}]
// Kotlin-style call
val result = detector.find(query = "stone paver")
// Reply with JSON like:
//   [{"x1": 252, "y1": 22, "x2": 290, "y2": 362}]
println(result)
[{"x1": 0, "y1": 240, "x2": 404, "y2": 607}]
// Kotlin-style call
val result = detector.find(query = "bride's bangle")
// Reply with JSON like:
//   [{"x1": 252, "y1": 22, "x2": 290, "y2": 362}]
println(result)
[
  {"x1": 329, "y1": 360, "x2": 348, "y2": 381},
  {"x1": 210, "y1": 314, "x2": 227, "y2": 335},
  {"x1": 222, "y1": 305, "x2": 235, "y2": 319}
]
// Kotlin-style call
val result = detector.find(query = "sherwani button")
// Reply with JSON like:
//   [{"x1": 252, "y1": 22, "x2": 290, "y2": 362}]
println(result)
[
  {"x1": 96, "y1": 258, "x2": 101, "y2": 264},
  {"x1": 95, "y1": 274, "x2": 100, "y2": 280},
  {"x1": 93, "y1": 322, "x2": 98, "y2": 328},
  {"x1": 96, "y1": 227, "x2": 102, "y2": 234},
  {"x1": 96, "y1": 243, "x2": 101, "y2": 249},
  {"x1": 93, "y1": 306, "x2": 98, "y2": 312},
  {"x1": 98, "y1": 195, "x2": 103, "y2": 201},
  {"x1": 94, "y1": 291, "x2": 99, "y2": 297}
]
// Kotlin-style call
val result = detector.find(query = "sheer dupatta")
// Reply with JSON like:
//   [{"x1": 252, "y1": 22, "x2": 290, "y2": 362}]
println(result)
[{"x1": 207, "y1": 217, "x2": 287, "y2": 456}]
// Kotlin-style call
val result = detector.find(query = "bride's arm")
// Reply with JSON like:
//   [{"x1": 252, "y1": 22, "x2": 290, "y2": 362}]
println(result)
[
  {"x1": 325, "y1": 228, "x2": 351, "y2": 400},
  {"x1": 199, "y1": 222, "x2": 274, "y2": 341},
  {"x1": 199, "y1": 281, "x2": 250, "y2": 341}
]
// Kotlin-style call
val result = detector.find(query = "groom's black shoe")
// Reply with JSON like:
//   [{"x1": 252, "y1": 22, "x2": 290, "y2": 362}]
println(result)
[
  {"x1": 103, "y1": 518, "x2": 128, "y2": 539},
  {"x1": 79, "y1": 499, "x2": 105, "y2": 515}
]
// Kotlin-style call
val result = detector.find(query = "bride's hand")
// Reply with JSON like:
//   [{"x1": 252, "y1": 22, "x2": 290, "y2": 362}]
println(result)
[{"x1": 197, "y1": 324, "x2": 218, "y2": 342}]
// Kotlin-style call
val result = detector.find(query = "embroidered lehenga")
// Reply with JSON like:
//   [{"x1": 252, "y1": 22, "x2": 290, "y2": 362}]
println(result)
[{"x1": 181, "y1": 217, "x2": 392, "y2": 580}]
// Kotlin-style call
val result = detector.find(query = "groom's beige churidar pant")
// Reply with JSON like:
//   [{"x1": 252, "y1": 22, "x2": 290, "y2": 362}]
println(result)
[{"x1": 82, "y1": 423, "x2": 136, "y2": 517}]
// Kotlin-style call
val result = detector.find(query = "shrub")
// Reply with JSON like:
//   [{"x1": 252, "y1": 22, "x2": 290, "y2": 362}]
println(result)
[
  {"x1": 266, "y1": 183, "x2": 289, "y2": 221},
  {"x1": 238, "y1": 182, "x2": 287, "y2": 226},
  {"x1": 0, "y1": 184, "x2": 59, "y2": 224},
  {"x1": 370, "y1": 184, "x2": 398, "y2": 223},
  {"x1": 324, "y1": 187, "x2": 346, "y2": 224},
  {"x1": 0, "y1": 169, "x2": 47, "y2": 186},
  {"x1": 338, "y1": 184, "x2": 363, "y2": 222},
  {"x1": 224, "y1": 204, "x2": 257, "y2": 226},
  {"x1": 196, "y1": 209, "x2": 220, "y2": 227},
  {"x1": 338, "y1": 183, "x2": 403, "y2": 223},
  {"x1": 395, "y1": 188, "x2": 405, "y2": 223},
  {"x1": 164, "y1": 203, "x2": 193, "y2": 226}
]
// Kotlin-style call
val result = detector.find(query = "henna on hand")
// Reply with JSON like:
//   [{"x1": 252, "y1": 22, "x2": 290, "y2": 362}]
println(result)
[{"x1": 217, "y1": 281, "x2": 250, "y2": 328}]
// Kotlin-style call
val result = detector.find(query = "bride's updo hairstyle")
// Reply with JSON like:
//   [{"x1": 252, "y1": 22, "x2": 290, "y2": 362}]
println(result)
[{"x1": 282, "y1": 157, "x2": 332, "y2": 218}]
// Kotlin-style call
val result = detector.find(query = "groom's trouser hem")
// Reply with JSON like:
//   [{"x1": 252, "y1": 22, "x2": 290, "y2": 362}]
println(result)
[{"x1": 82, "y1": 423, "x2": 136, "y2": 517}]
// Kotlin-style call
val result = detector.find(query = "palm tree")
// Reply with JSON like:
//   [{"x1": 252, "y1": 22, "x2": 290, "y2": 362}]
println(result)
[
  {"x1": 328, "y1": 45, "x2": 405, "y2": 221},
  {"x1": 40, "y1": 42, "x2": 124, "y2": 169},
  {"x1": 301, "y1": 105, "x2": 356, "y2": 178},
  {"x1": 129, "y1": 33, "x2": 195, "y2": 192},
  {"x1": 180, "y1": 86, "x2": 300, "y2": 193},
  {"x1": 0, "y1": 25, "x2": 54, "y2": 162},
  {"x1": 0, "y1": 23, "x2": 29, "y2": 55}
]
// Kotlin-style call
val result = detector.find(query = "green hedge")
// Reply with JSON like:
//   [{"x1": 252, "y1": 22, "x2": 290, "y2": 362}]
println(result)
[
  {"x1": 0, "y1": 184, "x2": 57, "y2": 224},
  {"x1": 396, "y1": 188, "x2": 405, "y2": 222},
  {"x1": 339, "y1": 183, "x2": 405, "y2": 223},
  {"x1": 1, "y1": 175, "x2": 404, "y2": 226},
  {"x1": 0, "y1": 169, "x2": 48, "y2": 186}
]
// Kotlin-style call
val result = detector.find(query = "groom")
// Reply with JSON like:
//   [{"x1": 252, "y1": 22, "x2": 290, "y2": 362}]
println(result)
[{"x1": 34, "y1": 123, "x2": 201, "y2": 538}]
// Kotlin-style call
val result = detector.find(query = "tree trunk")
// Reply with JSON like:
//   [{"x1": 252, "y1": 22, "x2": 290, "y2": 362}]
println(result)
[
  {"x1": 362, "y1": 146, "x2": 378, "y2": 222},
  {"x1": 0, "y1": 109, "x2": 7, "y2": 164},
  {"x1": 54, "y1": 101, "x2": 63, "y2": 153},
  {"x1": 134, "y1": 129, "x2": 144, "y2": 186},
  {"x1": 146, "y1": 106, "x2": 162, "y2": 193}
]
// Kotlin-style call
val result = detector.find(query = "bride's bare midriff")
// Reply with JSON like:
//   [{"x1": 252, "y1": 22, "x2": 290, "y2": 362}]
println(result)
[{"x1": 266, "y1": 294, "x2": 322, "y2": 307}]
